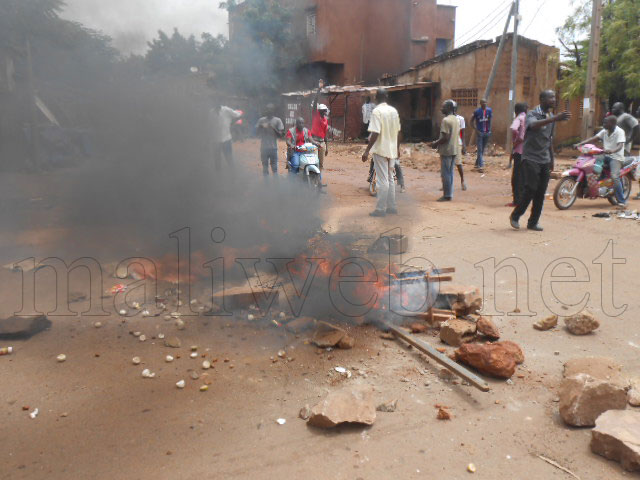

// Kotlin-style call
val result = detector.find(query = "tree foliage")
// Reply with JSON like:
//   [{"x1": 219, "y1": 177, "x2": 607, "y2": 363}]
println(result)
[{"x1": 556, "y1": 0, "x2": 640, "y2": 102}]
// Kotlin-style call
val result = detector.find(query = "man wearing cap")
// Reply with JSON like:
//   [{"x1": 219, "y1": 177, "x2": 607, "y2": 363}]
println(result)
[
  {"x1": 361, "y1": 88, "x2": 401, "y2": 217},
  {"x1": 311, "y1": 87, "x2": 330, "y2": 170}
]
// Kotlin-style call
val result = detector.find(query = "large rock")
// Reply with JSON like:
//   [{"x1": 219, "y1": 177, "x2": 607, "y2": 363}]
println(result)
[
  {"x1": 0, "y1": 315, "x2": 51, "y2": 340},
  {"x1": 591, "y1": 410, "x2": 640, "y2": 472},
  {"x1": 559, "y1": 373, "x2": 627, "y2": 427},
  {"x1": 563, "y1": 357, "x2": 625, "y2": 386},
  {"x1": 307, "y1": 385, "x2": 376, "y2": 428},
  {"x1": 476, "y1": 316, "x2": 500, "y2": 339},
  {"x1": 564, "y1": 310, "x2": 600, "y2": 335},
  {"x1": 285, "y1": 316, "x2": 316, "y2": 334},
  {"x1": 437, "y1": 284, "x2": 482, "y2": 316},
  {"x1": 454, "y1": 343, "x2": 516, "y2": 379},
  {"x1": 494, "y1": 341, "x2": 524, "y2": 364},
  {"x1": 440, "y1": 319, "x2": 476, "y2": 347},
  {"x1": 533, "y1": 315, "x2": 558, "y2": 331}
]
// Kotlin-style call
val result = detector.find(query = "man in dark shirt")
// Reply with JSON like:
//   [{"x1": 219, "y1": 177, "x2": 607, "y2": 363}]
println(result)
[
  {"x1": 509, "y1": 90, "x2": 571, "y2": 231},
  {"x1": 470, "y1": 98, "x2": 492, "y2": 171}
]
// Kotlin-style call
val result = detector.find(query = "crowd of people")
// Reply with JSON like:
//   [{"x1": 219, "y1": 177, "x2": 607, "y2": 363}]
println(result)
[{"x1": 209, "y1": 84, "x2": 639, "y2": 227}]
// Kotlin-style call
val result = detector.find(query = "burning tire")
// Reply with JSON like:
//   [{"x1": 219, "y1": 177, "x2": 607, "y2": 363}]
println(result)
[{"x1": 553, "y1": 176, "x2": 578, "y2": 210}]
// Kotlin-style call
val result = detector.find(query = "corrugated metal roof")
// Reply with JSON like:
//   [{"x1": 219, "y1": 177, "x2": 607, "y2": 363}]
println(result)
[{"x1": 281, "y1": 82, "x2": 436, "y2": 97}]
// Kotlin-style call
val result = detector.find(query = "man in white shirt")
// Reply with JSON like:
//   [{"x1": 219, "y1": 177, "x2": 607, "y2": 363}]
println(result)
[
  {"x1": 576, "y1": 115, "x2": 627, "y2": 206},
  {"x1": 361, "y1": 89, "x2": 401, "y2": 217},
  {"x1": 361, "y1": 96, "x2": 376, "y2": 139},
  {"x1": 210, "y1": 98, "x2": 242, "y2": 169},
  {"x1": 454, "y1": 102, "x2": 467, "y2": 191}
]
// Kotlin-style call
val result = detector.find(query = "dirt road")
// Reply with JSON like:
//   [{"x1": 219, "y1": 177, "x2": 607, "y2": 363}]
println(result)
[{"x1": 1, "y1": 140, "x2": 638, "y2": 479}]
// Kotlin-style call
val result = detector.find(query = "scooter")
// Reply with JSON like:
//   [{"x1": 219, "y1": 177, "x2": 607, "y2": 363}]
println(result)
[
  {"x1": 553, "y1": 144, "x2": 640, "y2": 210},
  {"x1": 288, "y1": 143, "x2": 323, "y2": 192}
]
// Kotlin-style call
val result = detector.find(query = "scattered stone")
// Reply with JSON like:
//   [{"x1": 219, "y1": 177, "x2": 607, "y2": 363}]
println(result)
[
  {"x1": 285, "y1": 316, "x2": 315, "y2": 334},
  {"x1": 190, "y1": 371, "x2": 200, "y2": 380},
  {"x1": 379, "y1": 332, "x2": 395, "y2": 340},
  {"x1": 564, "y1": 310, "x2": 600, "y2": 335},
  {"x1": 132, "y1": 356, "x2": 141, "y2": 365},
  {"x1": 409, "y1": 322, "x2": 428, "y2": 334},
  {"x1": 175, "y1": 319, "x2": 186, "y2": 330},
  {"x1": 628, "y1": 389, "x2": 640, "y2": 407},
  {"x1": 176, "y1": 380, "x2": 185, "y2": 389},
  {"x1": 440, "y1": 319, "x2": 476, "y2": 347},
  {"x1": 476, "y1": 316, "x2": 500, "y2": 339},
  {"x1": 313, "y1": 330, "x2": 345, "y2": 348},
  {"x1": 307, "y1": 385, "x2": 376, "y2": 428},
  {"x1": 376, "y1": 399, "x2": 398, "y2": 413},
  {"x1": 437, "y1": 407, "x2": 451, "y2": 420},
  {"x1": 190, "y1": 352, "x2": 198, "y2": 359},
  {"x1": 199, "y1": 385, "x2": 209, "y2": 392},
  {"x1": 119, "y1": 309, "x2": 127, "y2": 316},
  {"x1": 454, "y1": 343, "x2": 516, "y2": 379},
  {"x1": 139, "y1": 335, "x2": 146, "y2": 342},
  {"x1": 467, "y1": 463, "x2": 476, "y2": 473},
  {"x1": 337, "y1": 335, "x2": 355, "y2": 350},
  {"x1": 132, "y1": 331, "x2": 142, "y2": 337},
  {"x1": 164, "y1": 337, "x2": 181, "y2": 348},
  {"x1": 56, "y1": 354, "x2": 66, "y2": 363},
  {"x1": 591, "y1": 410, "x2": 640, "y2": 472},
  {"x1": 494, "y1": 341, "x2": 524, "y2": 364},
  {"x1": 438, "y1": 368, "x2": 455, "y2": 381},
  {"x1": 533, "y1": 315, "x2": 558, "y2": 331},
  {"x1": 437, "y1": 284, "x2": 482, "y2": 316},
  {"x1": 563, "y1": 357, "x2": 624, "y2": 385},
  {"x1": 299, "y1": 404, "x2": 312, "y2": 420},
  {"x1": 276, "y1": 418, "x2": 286, "y2": 425},
  {"x1": 202, "y1": 360, "x2": 211, "y2": 370},
  {"x1": 93, "y1": 322, "x2": 103, "y2": 329},
  {"x1": 277, "y1": 349, "x2": 286, "y2": 358},
  {"x1": 559, "y1": 373, "x2": 627, "y2": 427},
  {"x1": 141, "y1": 369, "x2": 155, "y2": 378},
  {"x1": 165, "y1": 355, "x2": 174, "y2": 363},
  {"x1": 247, "y1": 314, "x2": 255, "y2": 322}
]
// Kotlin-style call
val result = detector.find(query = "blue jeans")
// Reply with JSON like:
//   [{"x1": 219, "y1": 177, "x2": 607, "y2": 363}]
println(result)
[
  {"x1": 441, "y1": 155, "x2": 455, "y2": 199},
  {"x1": 605, "y1": 156, "x2": 625, "y2": 204},
  {"x1": 476, "y1": 131, "x2": 491, "y2": 168},
  {"x1": 261, "y1": 148, "x2": 278, "y2": 175},
  {"x1": 288, "y1": 152, "x2": 301, "y2": 174}
]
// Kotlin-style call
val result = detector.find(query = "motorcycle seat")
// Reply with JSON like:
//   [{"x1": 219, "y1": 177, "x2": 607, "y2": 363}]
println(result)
[{"x1": 622, "y1": 157, "x2": 637, "y2": 168}]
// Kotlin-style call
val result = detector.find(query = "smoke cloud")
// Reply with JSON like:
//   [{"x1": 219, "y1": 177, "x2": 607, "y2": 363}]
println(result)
[{"x1": 61, "y1": 0, "x2": 228, "y2": 54}]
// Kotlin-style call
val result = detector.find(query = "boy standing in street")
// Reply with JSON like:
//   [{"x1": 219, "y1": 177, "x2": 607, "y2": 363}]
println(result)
[{"x1": 431, "y1": 100, "x2": 460, "y2": 202}]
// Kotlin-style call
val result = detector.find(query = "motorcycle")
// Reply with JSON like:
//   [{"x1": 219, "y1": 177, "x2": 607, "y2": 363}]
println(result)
[
  {"x1": 553, "y1": 144, "x2": 640, "y2": 210},
  {"x1": 288, "y1": 143, "x2": 323, "y2": 192}
]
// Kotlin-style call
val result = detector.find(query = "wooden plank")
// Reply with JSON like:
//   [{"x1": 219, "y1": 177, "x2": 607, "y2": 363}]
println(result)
[{"x1": 385, "y1": 323, "x2": 490, "y2": 392}]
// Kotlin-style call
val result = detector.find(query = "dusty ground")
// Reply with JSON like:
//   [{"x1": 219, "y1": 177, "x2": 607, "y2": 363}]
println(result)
[{"x1": 1, "y1": 139, "x2": 639, "y2": 479}]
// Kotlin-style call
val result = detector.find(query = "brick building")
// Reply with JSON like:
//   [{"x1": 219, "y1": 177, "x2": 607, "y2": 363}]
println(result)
[
  {"x1": 382, "y1": 34, "x2": 561, "y2": 147},
  {"x1": 229, "y1": 0, "x2": 456, "y2": 86}
]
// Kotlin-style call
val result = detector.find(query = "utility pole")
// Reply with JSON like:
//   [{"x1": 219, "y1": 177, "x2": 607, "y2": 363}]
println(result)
[
  {"x1": 483, "y1": 2, "x2": 515, "y2": 102},
  {"x1": 506, "y1": 0, "x2": 520, "y2": 153},
  {"x1": 582, "y1": 0, "x2": 603, "y2": 138}
]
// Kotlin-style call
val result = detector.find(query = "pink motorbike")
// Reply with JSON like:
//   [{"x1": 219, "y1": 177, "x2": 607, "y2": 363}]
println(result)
[{"x1": 553, "y1": 144, "x2": 640, "y2": 210}]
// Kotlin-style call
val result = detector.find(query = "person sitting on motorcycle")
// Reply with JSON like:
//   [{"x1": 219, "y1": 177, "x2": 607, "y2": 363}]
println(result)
[
  {"x1": 286, "y1": 117, "x2": 317, "y2": 174},
  {"x1": 575, "y1": 115, "x2": 627, "y2": 206}
]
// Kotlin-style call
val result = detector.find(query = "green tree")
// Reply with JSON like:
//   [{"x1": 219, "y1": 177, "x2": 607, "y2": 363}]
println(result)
[
  {"x1": 556, "y1": 0, "x2": 640, "y2": 102},
  {"x1": 219, "y1": 0, "x2": 303, "y2": 97}
]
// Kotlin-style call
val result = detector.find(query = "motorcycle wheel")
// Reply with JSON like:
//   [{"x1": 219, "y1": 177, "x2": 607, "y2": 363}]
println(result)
[
  {"x1": 607, "y1": 176, "x2": 632, "y2": 205},
  {"x1": 369, "y1": 172, "x2": 377, "y2": 197},
  {"x1": 308, "y1": 172, "x2": 322, "y2": 194},
  {"x1": 553, "y1": 176, "x2": 578, "y2": 210}
]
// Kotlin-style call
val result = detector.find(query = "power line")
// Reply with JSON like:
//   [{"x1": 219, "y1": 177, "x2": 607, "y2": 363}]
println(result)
[
  {"x1": 456, "y1": 0, "x2": 513, "y2": 46},
  {"x1": 460, "y1": 2, "x2": 514, "y2": 47},
  {"x1": 523, "y1": 0, "x2": 550, "y2": 35}
]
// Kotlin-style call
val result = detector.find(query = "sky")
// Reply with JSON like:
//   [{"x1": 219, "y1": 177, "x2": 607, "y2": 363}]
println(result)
[{"x1": 60, "y1": 0, "x2": 576, "y2": 55}]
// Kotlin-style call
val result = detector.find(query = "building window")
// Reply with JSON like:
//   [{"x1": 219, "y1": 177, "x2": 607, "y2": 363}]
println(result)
[
  {"x1": 522, "y1": 76, "x2": 531, "y2": 97},
  {"x1": 306, "y1": 13, "x2": 316, "y2": 37},
  {"x1": 436, "y1": 38, "x2": 450, "y2": 56},
  {"x1": 451, "y1": 88, "x2": 478, "y2": 107}
]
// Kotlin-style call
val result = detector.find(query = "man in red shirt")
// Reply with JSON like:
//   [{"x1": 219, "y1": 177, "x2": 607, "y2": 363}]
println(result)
[
  {"x1": 286, "y1": 117, "x2": 312, "y2": 173},
  {"x1": 311, "y1": 88, "x2": 329, "y2": 170}
]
